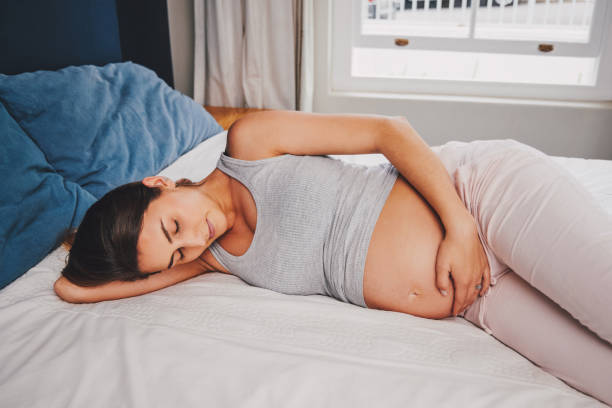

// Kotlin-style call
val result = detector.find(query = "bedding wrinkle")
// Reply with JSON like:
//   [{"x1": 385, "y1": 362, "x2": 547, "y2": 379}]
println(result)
[
  {"x1": 449, "y1": 139, "x2": 612, "y2": 405},
  {"x1": 3, "y1": 133, "x2": 612, "y2": 407},
  {"x1": 177, "y1": 138, "x2": 612, "y2": 405}
]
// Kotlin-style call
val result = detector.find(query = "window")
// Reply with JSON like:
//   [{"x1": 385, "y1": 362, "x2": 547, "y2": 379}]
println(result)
[{"x1": 331, "y1": 0, "x2": 612, "y2": 100}]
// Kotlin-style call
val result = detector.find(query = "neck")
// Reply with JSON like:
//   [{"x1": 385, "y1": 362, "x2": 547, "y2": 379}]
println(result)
[{"x1": 196, "y1": 169, "x2": 238, "y2": 230}]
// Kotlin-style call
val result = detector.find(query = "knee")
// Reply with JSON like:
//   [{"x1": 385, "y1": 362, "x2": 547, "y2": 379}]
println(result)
[
  {"x1": 500, "y1": 139, "x2": 544, "y2": 157},
  {"x1": 500, "y1": 139, "x2": 523, "y2": 148}
]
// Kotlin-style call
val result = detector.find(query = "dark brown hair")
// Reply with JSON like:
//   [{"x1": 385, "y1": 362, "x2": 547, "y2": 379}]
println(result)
[
  {"x1": 61, "y1": 178, "x2": 202, "y2": 286},
  {"x1": 61, "y1": 181, "x2": 162, "y2": 286}
]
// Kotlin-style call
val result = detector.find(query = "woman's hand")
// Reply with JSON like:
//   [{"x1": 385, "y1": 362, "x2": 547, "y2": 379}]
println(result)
[{"x1": 435, "y1": 217, "x2": 491, "y2": 316}]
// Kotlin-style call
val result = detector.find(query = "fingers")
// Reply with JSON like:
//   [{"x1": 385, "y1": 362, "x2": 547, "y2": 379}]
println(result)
[
  {"x1": 452, "y1": 287, "x2": 468, "y2": 316},
  {"x1": 435, "y1": 262, "x2": 452, "y2": 297},
  {"x1": 480, "y1": 265, "x2": 491, "y2": 296},
  {"x1": 465, "y1": 284, "x2": 479, "y2": 313},
  {"x1": 454, "y1": 276, "x2": 485, "y2": 316}
]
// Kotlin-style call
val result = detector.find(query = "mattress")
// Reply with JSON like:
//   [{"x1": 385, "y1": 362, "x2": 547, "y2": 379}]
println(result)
[{"x1": 1, "y1": 132, "x2": 610, "y2": 408}]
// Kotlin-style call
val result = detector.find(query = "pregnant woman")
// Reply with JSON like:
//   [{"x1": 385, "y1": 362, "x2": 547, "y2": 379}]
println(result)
[{"x1": 54, "y1": 111, "x2": 612, "y2": 405}]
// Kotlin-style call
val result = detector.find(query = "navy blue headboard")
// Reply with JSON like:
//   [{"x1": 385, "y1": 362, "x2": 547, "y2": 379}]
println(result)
[{"x1": 0, "y1": 0, "x2": 174, "y2": 87}]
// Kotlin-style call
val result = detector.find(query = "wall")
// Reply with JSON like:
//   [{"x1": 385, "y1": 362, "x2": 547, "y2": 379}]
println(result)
[
  {"x1": 0, "y1": 0, "x2": 122, "y2": 74},
  {"x1": 115, "y1": 0, "x2": 174, "y2": 87},
  {"x1": 0, "y1": 0, "x2": 174, "y2": 86},
  {"x1": 165, "y1": 1, "x2": 612, "y2": 159},
  {"x1": 313, "y1": 1, "x2": 612, "y2": 159}
]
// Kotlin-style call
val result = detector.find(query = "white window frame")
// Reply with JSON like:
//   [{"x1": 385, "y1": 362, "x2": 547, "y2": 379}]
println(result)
[
  {"x1": 331, "y1": 0, "x2": 612, "y2": 101},
  {"x1": 357, "y1": 1, "x2": 607, "y2": 56}
]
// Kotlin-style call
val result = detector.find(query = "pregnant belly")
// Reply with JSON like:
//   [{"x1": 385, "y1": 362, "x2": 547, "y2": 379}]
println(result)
[{"x1": 363, "y1": 175, "x2": 454, "y2": 319}]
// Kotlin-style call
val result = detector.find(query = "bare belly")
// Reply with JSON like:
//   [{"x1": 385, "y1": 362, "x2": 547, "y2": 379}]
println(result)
[{"x1": 363, "y1": 175, "x2": 454, "y2": 319}]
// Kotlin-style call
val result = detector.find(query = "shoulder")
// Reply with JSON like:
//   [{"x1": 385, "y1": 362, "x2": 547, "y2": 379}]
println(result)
[
  {"x1": 225, "y1": 109, "x2": 388, "y2": 160},
  {"x1": 224, "y1": 111, "x2": 286, "y2": 161}
]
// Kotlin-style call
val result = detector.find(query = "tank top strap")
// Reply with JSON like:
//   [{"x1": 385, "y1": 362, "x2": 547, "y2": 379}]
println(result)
[
  {"x1": 216, "y1": 152, "x2": 293, "y2": 170},
  {"x1": 208, "y1": 153, "x2": 293, "y2": 273}
]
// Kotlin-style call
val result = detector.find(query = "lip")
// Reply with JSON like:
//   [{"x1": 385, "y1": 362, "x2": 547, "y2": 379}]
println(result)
[{"x1": 206, "y1": 218, "x2": 215, "y2": 240}]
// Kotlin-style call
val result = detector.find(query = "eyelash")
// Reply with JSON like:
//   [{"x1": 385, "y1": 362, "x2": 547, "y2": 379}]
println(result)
[{"x1": 174, "y1": 220, "x2": 184, "y2": 260}]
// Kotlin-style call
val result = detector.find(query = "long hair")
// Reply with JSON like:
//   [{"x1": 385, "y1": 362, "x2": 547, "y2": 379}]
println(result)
[
  {"x1": 61, "y1": 181, "x2": 162, "y2": 286},
  {"x1": 62, "y1": 178, "x2": 202, "y2": 286}
]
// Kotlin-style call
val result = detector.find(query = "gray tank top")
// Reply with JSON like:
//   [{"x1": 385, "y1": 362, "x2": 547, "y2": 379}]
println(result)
[{"x1": 208, "y1": 153, "x2": 398, "y2": 307}]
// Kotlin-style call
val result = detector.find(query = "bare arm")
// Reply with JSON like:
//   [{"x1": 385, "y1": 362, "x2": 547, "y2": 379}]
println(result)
[
  {"x1": 376, "y1": 118, "x2": 491, "y2": 315},
  {"x1": 228, "y1": 110, "x2": 473, "y2": 229},
  {"x1": 54, "y1": 260, "x2": 208, "y2": 303},
  {"x1": 377, "y1": 117, "x2": 474, "y2": 232},
  {"x1": 228, "y1": 110, "x2": 489, "y2": 315}
]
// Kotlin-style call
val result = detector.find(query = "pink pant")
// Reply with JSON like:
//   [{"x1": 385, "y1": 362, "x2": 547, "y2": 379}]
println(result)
[{"x1": 432, "y1": 139, "x2": 612, "y2": 405}]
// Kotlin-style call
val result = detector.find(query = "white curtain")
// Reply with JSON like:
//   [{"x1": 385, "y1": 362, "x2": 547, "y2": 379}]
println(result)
[{"x1": 194, "y1": 0, "x2": 313, "y2": 111}]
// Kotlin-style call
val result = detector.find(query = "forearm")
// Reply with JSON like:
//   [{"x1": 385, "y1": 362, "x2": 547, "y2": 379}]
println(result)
[
  {"x1": 378, "y1": 117, "x2": 474, "y2": 234},
  {"x1": 54, "y1": 261, "x2": 206, "y2": 303}
]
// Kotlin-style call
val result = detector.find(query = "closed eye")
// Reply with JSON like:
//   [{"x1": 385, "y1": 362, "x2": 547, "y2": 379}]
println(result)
[
  {"x1": 167, "y1": 220, "x2": 182, "y2": 269},
  {"x1": 169, "y1": 247, "x2": 184, "y2": 269},
  {"x1": 175, "y1": 221, "x2": 184, "y2": 264}
]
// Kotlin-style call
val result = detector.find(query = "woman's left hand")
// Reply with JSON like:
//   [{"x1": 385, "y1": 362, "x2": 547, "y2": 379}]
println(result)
[{"x1": 435, "y1": 217, "x2": 491, "y2": 316}]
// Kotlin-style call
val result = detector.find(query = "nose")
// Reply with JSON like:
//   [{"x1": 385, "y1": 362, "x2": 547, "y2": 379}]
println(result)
[
  {"x1": 179, "y1": 223, "x2": 208, "y2": 247},
  {"x1": 181, "y1": 237, "x2": 206, "y2": 248}
]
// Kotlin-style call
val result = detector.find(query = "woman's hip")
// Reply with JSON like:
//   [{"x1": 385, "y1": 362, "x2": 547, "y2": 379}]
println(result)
[
  {"x1": 433, "y1": 139, "x2": 540, "y2": 281},
  {"x1": 443, "y1": 139, "x2": 612, "y2": 343}
]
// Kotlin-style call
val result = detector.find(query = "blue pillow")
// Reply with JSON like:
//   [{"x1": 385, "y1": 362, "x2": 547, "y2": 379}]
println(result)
[
  {"x1": 0, "y1": 62, "x2": 223, "y2": 199},
  {"x1": 0, "y1": 102, "x2": 96, "y2": 289}
]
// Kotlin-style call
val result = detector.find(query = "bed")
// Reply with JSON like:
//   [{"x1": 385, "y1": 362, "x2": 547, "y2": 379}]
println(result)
[{"x1": 2, "y1": 120, "x2": 612, "y2": 406}]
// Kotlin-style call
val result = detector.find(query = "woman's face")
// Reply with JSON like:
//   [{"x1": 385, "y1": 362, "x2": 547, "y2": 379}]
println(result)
[{"x1": 137, "y1": 177, "x2": 225, "y2": 273}]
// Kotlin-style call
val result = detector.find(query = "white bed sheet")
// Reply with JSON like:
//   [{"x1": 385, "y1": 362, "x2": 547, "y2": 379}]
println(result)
[{"x1": 1, "y1": 132, "x2": 610, "y2": 408}]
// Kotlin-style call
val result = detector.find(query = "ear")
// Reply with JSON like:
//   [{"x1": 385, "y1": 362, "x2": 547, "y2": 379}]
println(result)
[{"x1": 142, "y1": 176, "x2": 176, "y2": 189}]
